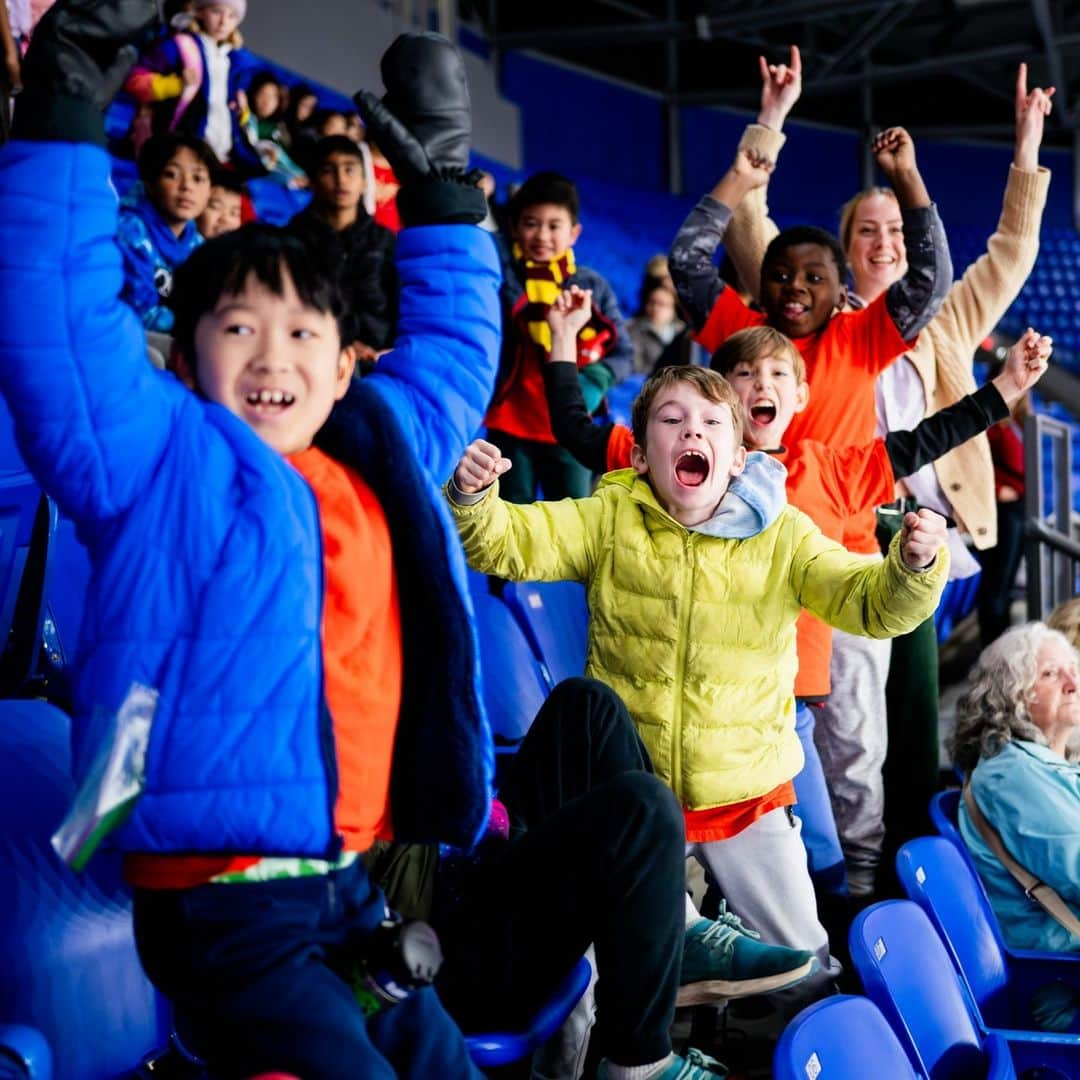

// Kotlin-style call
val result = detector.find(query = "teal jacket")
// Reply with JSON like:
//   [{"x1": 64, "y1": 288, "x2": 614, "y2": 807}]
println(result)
[{"x1": 961, "y1": 739, "x2": 1080, "y2": 954}]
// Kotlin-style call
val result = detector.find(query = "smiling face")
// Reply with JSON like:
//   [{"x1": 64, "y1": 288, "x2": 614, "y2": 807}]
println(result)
[
  {"x1": 150, "y1": 146, "x2": 212, "y2": 233},
  {"x1": 198, "y1": 3, "x2": 240, "y2": 42},
  {"x1": 630, "y1": 381, "x2": 747, "y2": 527},
  {"x1": 845, "y1": 191, "x2": 906, "y2": 302},
  {"x1": 514, "y1": 203, "x2": 581, "y2": 263},
  {"x1": 189, "y1": 269, "x2": 354, "y2": 456},
  {"x1": 726, "y1": 351, "x2": 809, "y2": 450},
  {"x1": 1026, "y1": 638, "x2": 1080, "y2": 751},
  {"x1": 197, "y1": 186, "x2": 243, "y2": 238},
  {"x1": 760, "y1": 243, "x2": 846, "y2": 339}
]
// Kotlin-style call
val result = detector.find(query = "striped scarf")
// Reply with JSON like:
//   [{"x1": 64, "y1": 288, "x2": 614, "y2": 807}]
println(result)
[{"x1": 515, "y1": 245, "x2": 613, "y2": 362}]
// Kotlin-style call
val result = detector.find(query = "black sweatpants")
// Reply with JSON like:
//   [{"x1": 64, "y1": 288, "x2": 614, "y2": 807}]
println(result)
[{"x1": 437, "y1": 677, "x2": 685, "y2": 1067}]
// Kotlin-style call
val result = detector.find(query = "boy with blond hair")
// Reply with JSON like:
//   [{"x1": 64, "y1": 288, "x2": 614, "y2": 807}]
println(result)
[{"x1": 449, "y1": 351, "x2": 950, "y2": 1006}]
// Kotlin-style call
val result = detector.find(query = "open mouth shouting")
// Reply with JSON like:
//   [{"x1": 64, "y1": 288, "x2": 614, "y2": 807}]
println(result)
[
  {"x1": 780, "y1": 301, "x2": 809, "y2": 323},
  {"x1": 675, "y1": 449, "x2": 710, "y2": 487},
  {"x1": 244, "y1": 388, "x2": 297, "y2": 415},
  {"x1": 749, "y1": 400, "x2": 777, "y2": 428}
]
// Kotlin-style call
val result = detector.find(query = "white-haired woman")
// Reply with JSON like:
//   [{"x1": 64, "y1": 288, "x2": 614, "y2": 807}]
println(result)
[{"x1": 950, "y1": 622, "x2": 1080, "y2": 1032}]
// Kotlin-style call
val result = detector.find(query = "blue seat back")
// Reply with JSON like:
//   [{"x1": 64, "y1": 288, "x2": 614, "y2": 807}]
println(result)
[
  {"x1": 773, "y1": 995, "x2": 919, "y2": 1080},
  {"x1": 465, "y1": 954, "x2": 592, "y2": 1067},
  {"x1": 929, "y1": 789, "x2": 963, "y2": 849},
  {"x1": 849, "y1": 900, "x2": 987, "y2": 1080},
  {"x1": 500, "y1": 579, "x2": 588, "y2": 689},
  {"x1": 0, "y1": 699, "x2": 168, "y2": 1079},
  {"x1": 896, "y1": 836, "x2": 1012, "y2": 1028},
  {"x1": 469, "y1": 582, "x2": 549, "y2": 744}
]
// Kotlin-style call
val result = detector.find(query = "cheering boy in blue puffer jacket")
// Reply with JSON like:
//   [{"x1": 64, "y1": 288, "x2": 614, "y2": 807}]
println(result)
[{"x1": 0, "y1": 2, "x2": 501, "y2": 1075}]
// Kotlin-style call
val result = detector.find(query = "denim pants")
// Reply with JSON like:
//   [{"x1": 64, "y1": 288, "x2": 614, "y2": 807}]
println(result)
[{"x1": 133, "y1": 859, "x2": 482, "y2": 1079}]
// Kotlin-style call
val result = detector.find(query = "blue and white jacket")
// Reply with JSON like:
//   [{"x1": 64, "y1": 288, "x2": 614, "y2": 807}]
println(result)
[{"x1": 0, "y1": 141, "x2": 499, "y2": 854}]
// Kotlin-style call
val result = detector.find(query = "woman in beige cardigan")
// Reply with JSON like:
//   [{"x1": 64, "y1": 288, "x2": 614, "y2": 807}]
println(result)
[{"x1": 722, "y1": 51, "x2": 1053, "y2": 899}]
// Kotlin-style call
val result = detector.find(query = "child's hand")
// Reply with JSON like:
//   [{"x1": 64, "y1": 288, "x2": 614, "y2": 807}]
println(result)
[
  {"x1": 547, "y1": 286, "x2": 593, "y2": 347},
  {"x1": 731, "y1": 146, "x2": 775, "y2": 191},
  {"x1": 900, "y1": 508, "x2": 947, "y2": 570},
  {"x1": 757, "y1": 45, "x2": 801, "y2": 131},
  {"x1": 993, "y1": 326, "x2": 1052, "y2": 405},
  {"x1": 872, "y1": 127, "x2": 918, "y2": 180},
  {"x1": 1014, "y1": 62, "x2": 1054, "y2": 172},
  {"x1": 454, "y1": 439, "x2": 512, "y2": 494}
]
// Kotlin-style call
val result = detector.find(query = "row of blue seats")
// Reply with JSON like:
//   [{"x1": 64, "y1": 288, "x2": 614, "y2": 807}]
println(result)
[{"x1": 775, "y1": 795, "x2": 1079, "y2": 1079}]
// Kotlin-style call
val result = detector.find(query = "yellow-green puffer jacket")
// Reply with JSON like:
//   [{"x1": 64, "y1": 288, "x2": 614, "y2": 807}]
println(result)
[{"x1": 450, "y1": 469, "x2": 947, "y2": 809}]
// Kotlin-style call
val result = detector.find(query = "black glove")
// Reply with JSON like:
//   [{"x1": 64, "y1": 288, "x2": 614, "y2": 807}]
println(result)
[
  {"x1": 12, "y1": 0, "x2": 160, "y2": 146},
  {"x1": 354, "y1": 32, "x2": 486, "y2": 227}
]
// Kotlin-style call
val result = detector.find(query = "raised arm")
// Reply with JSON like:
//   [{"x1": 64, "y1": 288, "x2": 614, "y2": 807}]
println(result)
[
  {"x1": 885, "y1": 328, "x2": 1050, "y2": 478},
  {"x1": 669, "y1": 148, "x2": 774, "y2": 332},
  {"x1": 725, "y1": 46, "x2": 800, "y2": 304},
  {"x1": 926, "y1": 64, "x2": 1052, "y2": 353},
  {"x1": 791, "y1": 507, "x2": 948, "y2": 638},
  {"x1": 0, "y1": 0, "x2": 191, "y2": 524},
  {"x1": 447, "y1": 438, "x2": 600, "y2": 583},
  {"x1": 874, "y1": 127, "x2": 953, "y2": 341},
  {"x1": 328, "y1": 33, "x2": 500, "y2": 484},
  {"x1": 543, "y1": 285, "x2": 616, "y2": 473}
]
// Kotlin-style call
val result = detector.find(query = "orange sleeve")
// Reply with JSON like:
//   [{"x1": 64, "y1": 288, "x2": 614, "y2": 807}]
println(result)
[
  {"x1": 606, "y1": 424, "x2": 635, "y2": 471},
  {"x1": 694, "y1": 287, "x2": 765, "y2": 353}
]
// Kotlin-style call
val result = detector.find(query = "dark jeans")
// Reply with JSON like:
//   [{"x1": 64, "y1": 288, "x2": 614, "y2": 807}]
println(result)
[
  {"x1": 487, "y1": 429, "x2": 594, "y2": 502},
  {"x1": 977, "y1": 499, "x2": 1026, "y2": 648},
  {"x1": 437, "y1": 678, "x2": 685, "y2": 1067},
  {"x1": 133, "y1": 860, "x2": 482, "y2": 1079}
]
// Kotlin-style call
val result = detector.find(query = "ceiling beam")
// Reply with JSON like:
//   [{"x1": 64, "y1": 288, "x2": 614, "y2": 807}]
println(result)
[
  {"x1": 675, "y1": 34, "x2": 1080, "y2": 106},
  {"x1": 811, "y1": 0, "x2": 920, "y2": 83},
  {"x1": 1031, "y1": 0, "x2": 1068, "y2": 115}
]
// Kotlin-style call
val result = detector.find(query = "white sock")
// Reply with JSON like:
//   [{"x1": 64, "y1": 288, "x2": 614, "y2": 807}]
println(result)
[{"x1": 603, "y1": 1053, "x2": 675, "y2": 1079}]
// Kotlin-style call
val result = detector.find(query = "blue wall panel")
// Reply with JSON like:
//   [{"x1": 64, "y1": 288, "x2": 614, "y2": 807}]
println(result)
[{"x1": 500, "y1": 51, "x2": 666, "y2": 193}]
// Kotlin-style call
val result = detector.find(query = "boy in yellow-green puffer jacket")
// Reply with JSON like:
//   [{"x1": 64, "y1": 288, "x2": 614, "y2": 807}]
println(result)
[{"x1": 448, "y1": 362, "x2": 948, "y2": 1008}]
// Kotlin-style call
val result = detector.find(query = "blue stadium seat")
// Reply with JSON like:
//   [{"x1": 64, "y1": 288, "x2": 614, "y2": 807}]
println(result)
[
  {"x1": 468, "y1": 580, "x2": 549, "y2": 745},
  {"x1": 500, "y1": 579, "x2": 588, "y2": 688},
  {"x1": 934, "y1": 572, "x2": 981, "y2": 644},
  {"x1": 850, "y1": 900, "x2": 1078, "y2": 1079},
  {"x1": 0, "y1": 1025, "x2": 51, "y2": 1080},
  {"x1": 896, "y1": 836, "x2": 1080, "y2": 1035},
  {"x1": 773, "y1": 995, "x2": 918, "y2": 1080},
  {"x1": 0, "y1": 699, "x2": 168, "y2": 1079},
  {"x1": 464, "y1": 954, "x2": 592, "y2": 1068}
]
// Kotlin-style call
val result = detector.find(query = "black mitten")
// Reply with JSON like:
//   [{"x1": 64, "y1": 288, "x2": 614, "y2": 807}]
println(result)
[
  {"x1": 354, "y1": 32, "x2": 486, "y2": 227},
  {"x1": 13, "y1": 0, "x2": 160, "y2": 146}
]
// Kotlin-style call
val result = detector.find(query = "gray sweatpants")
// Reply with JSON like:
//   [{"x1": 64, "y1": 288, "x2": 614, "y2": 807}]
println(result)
[
  {"x1": 688, "y1": 807, "x2": 840, "y2": 1017},
  {"x1": 813, "y1": 628, "x2": 892, "y2": 897}
]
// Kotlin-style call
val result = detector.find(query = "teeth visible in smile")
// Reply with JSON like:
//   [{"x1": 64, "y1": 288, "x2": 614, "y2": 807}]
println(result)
[{"x1": 245, "y1": 390, "x2": 295, "y2": 406}]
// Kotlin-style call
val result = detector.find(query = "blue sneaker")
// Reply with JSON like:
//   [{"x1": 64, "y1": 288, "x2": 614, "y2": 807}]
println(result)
[
  {"x1": 677, "y1": 903, "x2": 819, "y2": 1005},
  {"x1": 599, "y1": 1048, "x2": 727, "y2": 1078}
]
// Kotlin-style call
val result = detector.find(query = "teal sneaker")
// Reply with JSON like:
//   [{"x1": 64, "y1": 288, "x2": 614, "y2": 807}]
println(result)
[
  {"x1": 677, "y1": 903, "x2": 819, "y2": 1005},
  {"x1": 598, "y1": 1048, "x2": 727, "y2": 1079}
]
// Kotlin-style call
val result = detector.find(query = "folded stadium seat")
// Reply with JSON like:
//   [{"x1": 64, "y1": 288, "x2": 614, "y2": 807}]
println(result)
[
  {"x1": 0, "y1": 1025, "x2": 51, "y2": 1080},
  {"x1": 0, "y1": 699, "x2": 168, "y2": 1079},
  {"x1": 464, "y1": 954, "x2": 593, "y2": 1069},
  {"x1": 773, "y1": 995, "x2": 919, "y2": 1080},
  {"x1": 896, "y1": 836, "x2": 1080, "y2": 1036},
  {"x1": 850, "y1": 900, "x2": 1077, "y2": 1079},
  {"x1": 500, "y1": 579, "x2": 588, "y2": 688},
  {"x1": 467, "y1": 573, "x2": 550, "y2": 748}
]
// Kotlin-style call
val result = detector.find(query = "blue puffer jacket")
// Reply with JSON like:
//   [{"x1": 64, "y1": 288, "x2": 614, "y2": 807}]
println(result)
[{"x1": 0, "y1": 141, "x2": 500, "y2": 853}]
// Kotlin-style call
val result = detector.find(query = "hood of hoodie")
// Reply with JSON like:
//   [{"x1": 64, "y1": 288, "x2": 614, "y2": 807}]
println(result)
[
  {"x1": 121, "y1": 182, "x2": 204, "y2": 267},
  {"x1": 601, "y1": 450, "x2": 787, "y2": 539}
]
